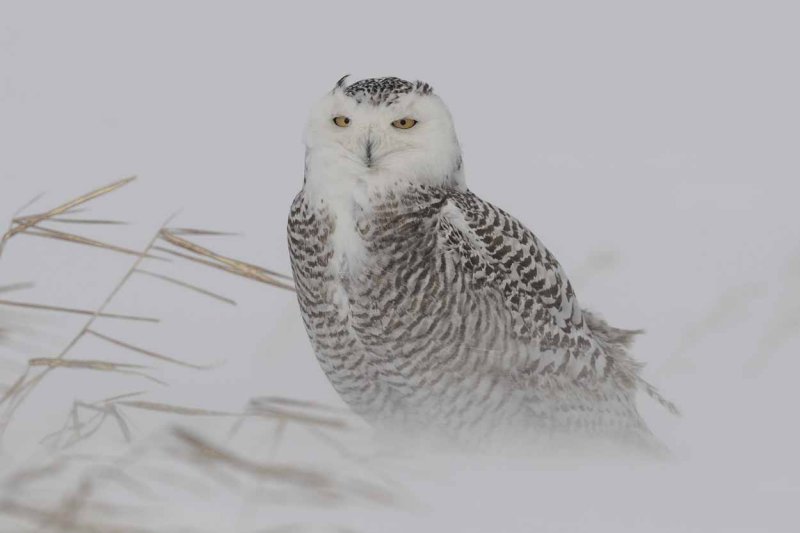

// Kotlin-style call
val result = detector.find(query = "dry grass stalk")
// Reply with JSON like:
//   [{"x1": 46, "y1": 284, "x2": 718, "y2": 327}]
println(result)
[
  {"x1": 41, "y1": 396, "x2": 142, "y2": 451},
  {"x1": 86, "y1": 329, "x2": 214, "y2": 370},
  {"x1": 47, "y1": 407, "x2": 108, "y2": 450},
  {"x1": 158, "y1": 228, "x2": 295, "y2": 291},
  {"x1": 246, "y1": 402, "x2": 350, "y2": 431},
  {"x1": 152, "y1": 245, "x2": 263, "y2": 279},
  {"x1": 3, "y1": 459, "x2": 68, "y2": 490},
  {"x1": 21, "y1": 226, "x2": 166, "y2": 260},
  {"x1": 167, "y1": 227, "x2": 240, "y2": 237},
  {"x1": 116, "y1": 401, "x2": 236, "y2": 417},
  {"x1": 44, "y1": 217, "x2": 128, "y2": 225},
  {"x1": 133, "y1": 269, "x2": 236, "y2": 305},
  {"x1": 28, "y1": 358, "x2": 166, "y2": 386},
  {"x1": 39, "y1": 394, "x2": 354, "y2": 455},
  {"x1": 28, "y1": 358, "x2": 148, "y2": 371},
  {"x1": 171, "y1": 427, "x2": 334, "y2": 489},
  {"x1": 70, "y1": 402, "x2": 133, "y2": 446},
  {"x1": 253, "y1": 396, "x2": 349, "y2": 414},
  {"x1": 0, "y1": 499, "x2": 159, "y2": 533},
  {"x1": 0, "y1": 299, "x2": 159, "y2": 323},
  {"x1": 0, "y1": 176, "x2": 136, "y2": 258},
  {"x1": 99, "y1": 391, "x2": 146, "y2": 404},
  {"x1": 0, "y1": 282, "x2": 35, "y2": 294},
  {"x1": 0, "y1": 368, "x2": 30, "y2": 407}
]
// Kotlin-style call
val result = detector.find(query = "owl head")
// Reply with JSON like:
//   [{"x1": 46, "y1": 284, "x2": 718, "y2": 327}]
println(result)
[{"x1": 303, "y1": 76, "x2": 465, "y2": 196}]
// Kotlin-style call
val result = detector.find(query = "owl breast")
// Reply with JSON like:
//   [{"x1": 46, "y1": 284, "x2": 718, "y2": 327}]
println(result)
[
  {"x1": 287, "y1": 188, "x2": 406, "y2": 423},
  {"x1": 289, "y1": 186, "x2": 530, "y2": 439}
]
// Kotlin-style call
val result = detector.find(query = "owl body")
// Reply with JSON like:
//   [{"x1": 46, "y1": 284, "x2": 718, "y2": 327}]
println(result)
[{"x1": 288, "y1": 77, "x2": 670, "y2": 448}]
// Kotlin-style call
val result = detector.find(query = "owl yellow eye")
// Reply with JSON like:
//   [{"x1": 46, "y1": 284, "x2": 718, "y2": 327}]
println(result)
[
  {"x1": 332, "y1": 116, "x2": 351, "y2": 127},
  {"x1": 391, "y1": 118, "x2": 417, "y2": 129}
]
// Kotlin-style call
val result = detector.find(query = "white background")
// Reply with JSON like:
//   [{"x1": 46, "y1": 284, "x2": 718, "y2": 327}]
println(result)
[{"x1": 0, "y1": 2, "x2": 798, "y2": 531}]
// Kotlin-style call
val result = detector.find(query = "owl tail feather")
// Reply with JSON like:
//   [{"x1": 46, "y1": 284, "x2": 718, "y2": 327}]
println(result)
[
  {"x1": 637, "y1": 377, "x2": 681, "y2": 416},
  {"x1": 583, "y1": 310, "x2": 681, "y2": 417}
]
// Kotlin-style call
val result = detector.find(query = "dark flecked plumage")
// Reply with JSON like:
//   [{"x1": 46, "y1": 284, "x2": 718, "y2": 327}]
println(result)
[
  {"x1": 343, "y1": 76, "x2": 432, "y2": 106},
  {"x1": 289, "y1": 184, "x2": 674, "y2": 448},
  {"x1": 288, "y1": 77, "x2": 675, "y2": 450}
]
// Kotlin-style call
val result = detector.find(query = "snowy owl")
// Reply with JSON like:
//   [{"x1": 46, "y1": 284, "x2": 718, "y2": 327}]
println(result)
[{"x1": 288, "y1": 76, "x2": 675, "y2": 449}]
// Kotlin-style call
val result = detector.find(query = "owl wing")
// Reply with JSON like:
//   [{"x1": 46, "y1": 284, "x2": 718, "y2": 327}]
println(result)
[
  {"x1": 440, "y1": 190, "x2": 583, "y2": 343},
  {"x1": 438, "y1": 190, "x2": 608, "y2": 375},
  {"x1": 438, "y1": 189, "x2": 677, "y2": 415}
]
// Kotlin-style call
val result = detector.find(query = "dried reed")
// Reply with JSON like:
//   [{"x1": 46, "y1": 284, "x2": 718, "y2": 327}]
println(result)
[{"x1": 0, "y1": 177, "x2": 395, "y2": 533}]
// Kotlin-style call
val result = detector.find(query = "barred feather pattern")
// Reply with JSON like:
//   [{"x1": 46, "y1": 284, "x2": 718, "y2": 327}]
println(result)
[{"x1": 288, "y1": 184, "x2": 661, "y2": 448}]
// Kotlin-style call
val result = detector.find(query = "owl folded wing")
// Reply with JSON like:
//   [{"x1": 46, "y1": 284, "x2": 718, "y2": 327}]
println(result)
[{"x1": 436, "y1": 190, "x2": 678, "y2": 416}]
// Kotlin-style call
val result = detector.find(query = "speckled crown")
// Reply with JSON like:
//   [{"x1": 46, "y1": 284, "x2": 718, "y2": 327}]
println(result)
[{"x1": 340, "y1": 76, "x2": 433, "y2": 106}]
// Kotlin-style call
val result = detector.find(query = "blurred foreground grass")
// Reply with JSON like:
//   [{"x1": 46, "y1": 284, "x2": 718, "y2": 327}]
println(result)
[{"x1": 0, "y1": 178, "x2": 396, "y2": 532}]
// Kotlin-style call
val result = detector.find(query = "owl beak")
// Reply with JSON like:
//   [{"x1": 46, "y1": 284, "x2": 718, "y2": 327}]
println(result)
[{"x1": 363, "y1": 135, "x2": 374, "y2": 168}]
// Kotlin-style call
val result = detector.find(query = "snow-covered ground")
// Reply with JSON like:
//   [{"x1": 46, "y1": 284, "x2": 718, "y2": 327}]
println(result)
[{"x1": 0, "y1": 2, "x2": 798, "y2": 531}]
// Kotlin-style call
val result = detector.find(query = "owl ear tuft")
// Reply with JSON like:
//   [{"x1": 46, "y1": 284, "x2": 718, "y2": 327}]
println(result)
[
  {"x1": 332, "y1": 74, "x2": 350, "y2": 93},
  {"x1": 414, "y1": 80, "x2": 433, "y2": 96}
]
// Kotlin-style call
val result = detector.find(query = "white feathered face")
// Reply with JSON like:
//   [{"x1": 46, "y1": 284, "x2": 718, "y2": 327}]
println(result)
[{"x1": 303, "y1": 77, "x2": 464, "y2": 195}]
